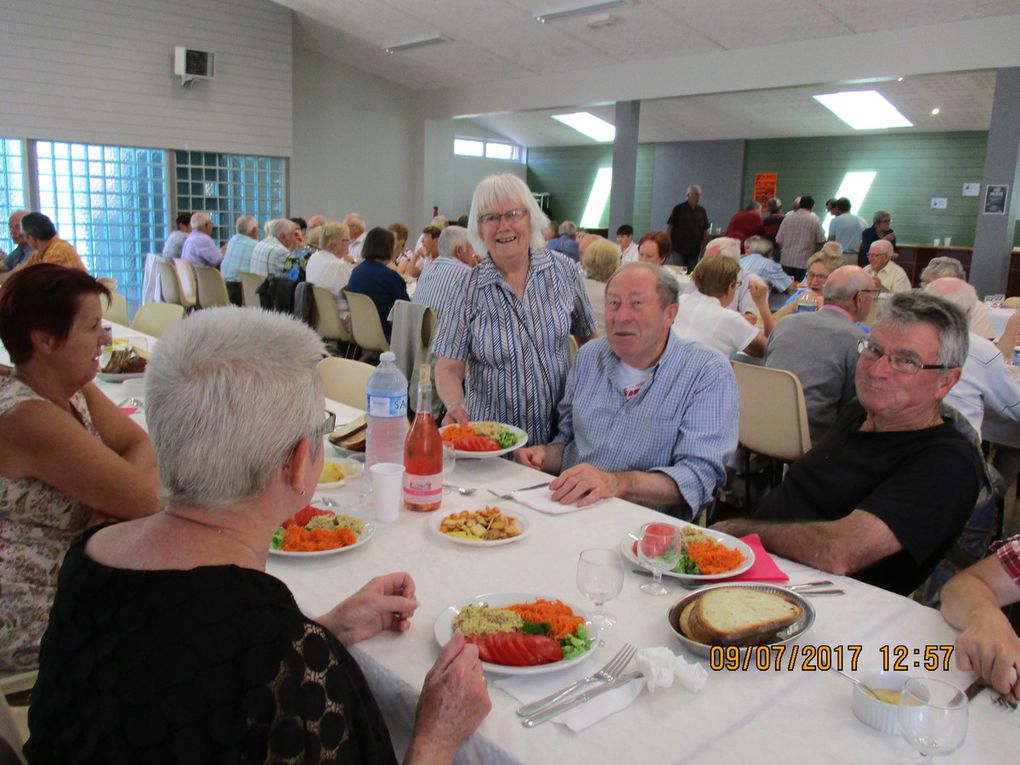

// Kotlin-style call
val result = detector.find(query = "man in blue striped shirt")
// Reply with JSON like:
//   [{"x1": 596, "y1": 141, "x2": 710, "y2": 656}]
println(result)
[
  {"x1": 412, "y1": 226, "x2": 476, "y2": 320},
  {"x1": 515, "y1": 263, "x2": 739, "y2": 519}
]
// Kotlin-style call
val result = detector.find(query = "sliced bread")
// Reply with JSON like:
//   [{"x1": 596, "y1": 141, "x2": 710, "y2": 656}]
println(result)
[{"x1": 687, "y1": 587, "x2": 802, "y2": 646}]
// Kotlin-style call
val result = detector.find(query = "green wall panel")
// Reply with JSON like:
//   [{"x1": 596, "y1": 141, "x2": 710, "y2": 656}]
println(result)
[
  {"x1": 527, "y1": 145, "x2": 653, "y2": 234},
  {"x1": 742, "y1": 132, "x2": 992, "y2": 247}
]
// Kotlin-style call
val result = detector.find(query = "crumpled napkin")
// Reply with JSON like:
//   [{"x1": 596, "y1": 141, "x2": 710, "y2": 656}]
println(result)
[
  {"x1": 510, "y1": 486, "x2": 605, "y2": 515},
  {"x1": 634, "y1": 646, "x2": 707, "y2": 693}
]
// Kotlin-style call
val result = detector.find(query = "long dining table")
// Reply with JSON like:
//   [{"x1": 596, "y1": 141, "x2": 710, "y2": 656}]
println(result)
[{"x1": 86, "y1": 320, "x2": 1017, "y2": 764}]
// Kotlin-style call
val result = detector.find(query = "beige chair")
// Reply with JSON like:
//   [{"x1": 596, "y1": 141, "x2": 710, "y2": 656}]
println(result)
[
  {"x1": 102, "y1": 292, "x2": 129, "y2": 325},
  {"x1": 730, "y1": 361, "x2": 812, "y2": 512},
  {"x1": 172, "y1": 258, "x2": 198, "y2": 309},
  {"x1": 239, "y1": 272, "x2": 265, "y2": 308},
  {"x1": 97, "y1": 276, "x2": 118, "y2": 295},
  {"x1": 317, "y1": 357, "x2": 374, "y2": 410},
  {"x1": 156, "y1": 259, "x2": 184, "y2": 306},
  {"x1": 193, "y1": 265, "x2": 231, "y2": 308},
  {"x1": 132, "y1": 302, "x2": 185, "y2": 338},
  {"x1": 311, "y1": 285, "x2": 354, "y2": 348},
  {"x1": 0, "y1": 690, "x2": 25, "y2": 765},
  {"x1": 345, "y1": 290, "x2": 390, "y2": 353},
  {"x1": 1003, "y1": 296, "x2": 1020, "y2": 309}
]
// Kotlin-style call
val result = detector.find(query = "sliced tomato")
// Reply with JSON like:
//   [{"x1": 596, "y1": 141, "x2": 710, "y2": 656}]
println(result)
[
  {"x1": 463, "y1": 635, "x2": 495, "y2": 663},
  {"x1": 480, "y1": 632, "x2": 562, "y2": 666},
  {"x1": 454, "y1": 435, "x2": 502, "y2": 452},
  {"x1": 526, "y1": 635, "x2": 564, "y2": 664},
  {"x1": 282, "y1": 505, "x2": 332, "y2": 528}
]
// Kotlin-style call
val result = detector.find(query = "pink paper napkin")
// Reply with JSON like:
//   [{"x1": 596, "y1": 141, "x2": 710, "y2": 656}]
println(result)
[
  {"x1": 717, "y1": 533, "x2": 788, "y2": 582},
  {"x1": 120, "y1": 407, "x2": 139, "y2": 414}
]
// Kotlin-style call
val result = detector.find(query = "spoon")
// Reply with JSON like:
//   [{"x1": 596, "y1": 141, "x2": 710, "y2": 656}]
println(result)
[
  {"x1": 832, "y1": 668, "x2": 880, "y2": 699},
  {"x1": 444, "y1": 484, "x2": 477, "y2": 496}
]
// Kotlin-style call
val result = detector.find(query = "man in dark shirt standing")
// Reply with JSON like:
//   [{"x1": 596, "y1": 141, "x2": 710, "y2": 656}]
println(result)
[{"x1": 667, "y1": 184, "x2": 709, "y2": 271}]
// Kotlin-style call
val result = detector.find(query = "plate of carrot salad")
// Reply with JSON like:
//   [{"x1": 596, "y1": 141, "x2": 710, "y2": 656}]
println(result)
[
  {"x1": 620, "y1": 524, "x2": 755, "y2": 581},
  {"x1": 269, "y1": 504, "x2": 375, "y2": 557}
]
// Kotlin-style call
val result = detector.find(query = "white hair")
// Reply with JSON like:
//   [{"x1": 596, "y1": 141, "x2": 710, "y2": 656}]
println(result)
[
  {"x1": 686, "y1": 185, "x2": 702, "y2": 195},
  {"x1": 190, "y1": 212, "x2": 211, "y2": 230},
  {"x1": 467, "y1": 174, "x2": 549, "y2": 256},
  {"x1": 703, "y1": 236, "x2": 741, "y2": 262},
  {"x1": 344, "y1": 213, "x2": 365, "y2": 231},
  {"x1": 438, "y1": 225, "x2": 470, "y2": 260},
  {"x1": 269, "y1": 218, "x2": 295, "y2": 241},
  {"x1": 235, "y1": 215, "x2": 257, "y2": 236},
  {"x1": 145, "y1": 307, "x2": 325, "y2": 507}
]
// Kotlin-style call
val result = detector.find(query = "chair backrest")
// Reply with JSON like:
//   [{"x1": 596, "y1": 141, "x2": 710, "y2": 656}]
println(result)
[
  {"x1": 172, "y1": 258, "x2": 198, "y2": 307},
  {"x1": 156, "y1": 259, "x2": 183, "y2": 305},
  {"x1": 731, "y1": 361, "x2": 812, "y2": 462},
  {"x1": 345, "y1": 290, "x2": 390, "y2": 352},
  {"x1": 1003, "y1": 296, "x2": 1020, "y2": 309},
  {"x1": 97, "y1": 276, "x2": 117, "y2": 295},
  {"x1": 132, "y1": 302, "x2": 185, "y2": 338},
  {"x1": 193, "y1": 265, "x2": 231, "y2": 308},
  {"x1": 0, "y1": 689, "x2": 24, "y2": 765},
  {"x1": 102, "y1": 292, "x2": 129, "y2": 325},
  {"x1": 238, "y1": 272, "x2": 265, "y2": 308},
  {"x1": 311, "y1": 285, "x2": 353, "y2": 343},
  {"x1": 317, "y1": 357, "x2": 375, "y2": 409}
]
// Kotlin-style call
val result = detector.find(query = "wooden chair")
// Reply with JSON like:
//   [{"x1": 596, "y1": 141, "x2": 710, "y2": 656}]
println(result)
[
  {"x1": 317, "y1": 357, "x2": 374, "y2": 410},
  {"x1": 193, "y1": 265, "x2": 231, "y2": 308},
  {"x1": 730, "y1": 361, "x2": 812, "y2": 511},
  {"x1": 238, "y1": 272, "x2": 265, "y2": 308},
  {"x1": 102, "y1": 292, "x2": 129, "y2": 325},
  {"x1": 311, "y1": 285, "x2": 355, "y2": 355},
  {"x1": 132, "y1": 302, "x2": 185, "y2": 338},
  {"x1": 172, "y1": 258, "x2": 198, "y2": 309},
  {"x1": 345, "y1": 290, "x2": 390, "y2": 353}
]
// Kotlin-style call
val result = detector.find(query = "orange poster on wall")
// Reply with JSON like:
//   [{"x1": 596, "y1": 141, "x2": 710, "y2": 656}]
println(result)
[{"x1": 754, "y1": 173, "x2": 777, "y2": 205}]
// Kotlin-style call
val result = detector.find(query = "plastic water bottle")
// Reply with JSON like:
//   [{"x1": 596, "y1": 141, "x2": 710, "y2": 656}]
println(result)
[{"x1": 365, "y1": 352, "x2": 408, "y2": 470}]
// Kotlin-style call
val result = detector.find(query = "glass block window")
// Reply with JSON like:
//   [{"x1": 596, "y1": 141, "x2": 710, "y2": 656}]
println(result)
[
  {"x1": 0, "y1": 139, "x2": 27, "y2": 217},
  {"x1": 35, "y1": 141, "x2": 167, "y2": 308},
  {"x1": 174, "y1": 151, "x2": 285, "y2": 243}
]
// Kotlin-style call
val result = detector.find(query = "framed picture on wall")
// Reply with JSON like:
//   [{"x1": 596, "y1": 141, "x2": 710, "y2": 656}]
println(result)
[{"x1": 983, "y1": 184, "x2": 1009, "y2": 215}]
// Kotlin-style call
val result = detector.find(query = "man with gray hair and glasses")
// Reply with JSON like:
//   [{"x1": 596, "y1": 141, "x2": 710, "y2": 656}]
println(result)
[
  {"x1": 412, "y1": 225, "x2": 476, "y2": 320},
  {"x1": 716, "y1": 292, "x2": 986, "y2": 596},
  {"x1": 250, "y1": 218, "x2": 297, "y2": 277}
]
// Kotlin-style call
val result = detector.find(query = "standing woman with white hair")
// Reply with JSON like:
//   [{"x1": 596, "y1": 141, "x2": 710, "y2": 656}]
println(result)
[
  {"x1": 433, "y1": 174, "x2": 596, "y2": 444},
  {"x1": 26, "y1": 307, "x2": 489, "y2": 763}
]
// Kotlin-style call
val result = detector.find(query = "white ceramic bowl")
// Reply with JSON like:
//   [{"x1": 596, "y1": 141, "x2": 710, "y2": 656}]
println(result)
[{"x1": 851, "y1": 669, "x2": 906, "y2": 735}]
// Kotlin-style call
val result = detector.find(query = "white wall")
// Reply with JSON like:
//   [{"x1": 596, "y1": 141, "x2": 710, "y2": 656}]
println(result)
[{"x1": 0, "y1": 0, "x2": 292, "y2": 156}]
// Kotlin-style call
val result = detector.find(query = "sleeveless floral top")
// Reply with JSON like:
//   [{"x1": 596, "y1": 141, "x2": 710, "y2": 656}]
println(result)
[{"x1": 0, "y1": 373, "x2": 99, "y2": 670}]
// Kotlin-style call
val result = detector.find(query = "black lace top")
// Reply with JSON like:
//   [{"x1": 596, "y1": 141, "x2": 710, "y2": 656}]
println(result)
[{"x1": 24, "y1": 525, "x2": 398, "y2": 764}]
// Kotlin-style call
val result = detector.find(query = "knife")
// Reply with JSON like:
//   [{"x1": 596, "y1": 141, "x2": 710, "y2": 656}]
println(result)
[
  {"x1": 964, "y1": 678, "x2": 986, "y2": 701},
  {"x1": 521, "y1": 671, "x2": 643, "y2": 728}
]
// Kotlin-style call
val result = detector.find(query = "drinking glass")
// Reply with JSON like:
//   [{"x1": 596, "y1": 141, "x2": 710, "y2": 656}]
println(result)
[
  {"x1": 442, "y1": 442, "x2": 457, "y2": 494},
  {"x1": 576, "y1": 549, "x2": 624, "y2": 638},
  {"x1": 897, "y1": 677, "x2": 968, "y2": 763},
  {"x1": 637, "y1": 522, "x2": 680, "y2": 596}
]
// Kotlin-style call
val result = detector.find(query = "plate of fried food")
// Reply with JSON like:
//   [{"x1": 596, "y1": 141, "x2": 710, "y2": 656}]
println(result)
[
  {"x1": 97, "y1": 345, "x2": 148, "y2": 382},
  {"x1": 433, "y1": 505, "x2": 529, "y2": 547}
]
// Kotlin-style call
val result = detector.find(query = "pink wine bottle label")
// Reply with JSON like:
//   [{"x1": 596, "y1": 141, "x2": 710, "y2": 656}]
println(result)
[{"x1": 403, "y1": 472, "x2": 442, "y2": 507}]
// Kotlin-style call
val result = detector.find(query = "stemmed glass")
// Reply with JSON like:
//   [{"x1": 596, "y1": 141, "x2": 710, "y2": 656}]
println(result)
[
  {"x1": 576, "y1": 549, "x2": 624, "y2": 641},
  {"x1": 897, "y1": 677, "x2": 968, "y2": 763},
  {"x1": 637, "y1": 522, "x2": 680, "y2": 596},
  {"x1": 441, "y1": 442, "x2": 457, "y2": 495}
]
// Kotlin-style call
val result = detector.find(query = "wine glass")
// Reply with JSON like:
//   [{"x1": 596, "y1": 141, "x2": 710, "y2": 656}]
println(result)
[
  {"x1": 576, "y1": 549, "x2": 624, "y2": 640},
  {"x1": 637, "y1": 522, "x2": 680, "y2": 596},
  {"x1": 897, "y1": 677, "x2": 968, "y2": 763},
  {"x1": 441, "y1": 442, "x2": 456, "y2": 495}
]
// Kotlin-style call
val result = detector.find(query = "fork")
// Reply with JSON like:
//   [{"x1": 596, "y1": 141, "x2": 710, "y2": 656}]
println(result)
[
  {"x1": 486, "y1": 481, "x2": 551, "y2": 501},
  {"x1": 993, "y1": 692, "x2": 1018, "y2": 710},
  {"x1": 516, "y1": 642, "x2": 636, "y2": 717}
]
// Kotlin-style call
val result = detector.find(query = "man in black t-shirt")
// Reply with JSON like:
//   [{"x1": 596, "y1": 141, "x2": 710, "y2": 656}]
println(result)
[
  {"x1": 666, "y1": 184, "x2": 710, "y2": 270},
  {"x1": 715, "y1": 292, "x2": 985, "y2": 596}
]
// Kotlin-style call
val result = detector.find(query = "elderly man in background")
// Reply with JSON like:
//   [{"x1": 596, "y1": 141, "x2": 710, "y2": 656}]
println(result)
[
  {"x1": 249, "y1": 218, "x2": 297, "y2": 277},
  {"x1": 740, "y1": 235, "x2": 793, "y2": 304},
  {"x1": 515, "y1": 262, "x2": 738, "y2": 519},
  {"x1": 547, "y1": 220, "x2": 580, "y2": 262},
  {"x1": 413, "y1": 226, "x2": 476, "y2": 320},
  {"x1": 306, "y1": 214, "x2": 325, "y2": 229},
  {"x1": 724, "y1": 200, "x2": 764, "y2": 249},
  {"x1": 865, "y1": 239, "x2": 910, "y2": 294},
  {"x1": 0, "y1": 213, "x2": 86, "y2": 284},
  {"x1": 161, "y1": 212, "x2": 191, "y2": 259},
  {"x1": 667, "y1": 184, "x2": 710, "y2": 271},
  {"x1": 827, "y1": 197, "x2": 867, "y2": 259},
  {"x1": 181, "y1": 212, "x2": 223, "y2": 269},
  {"x1": 344, "y1": 213, "x2": 366, "y2": 261},
  {"x1": 1, "y1": 210, "x2": 32, "y2": 272},
  {"x1": 221, "y1": 215, "x2": 259, "y2": 283},
  {"x1": 775, "y1": 194, "x2": 825, "y2": 281},
  {"x1": 765, "y1": 265, "x2": 875, "y2": 444},
  {"x1": 860, "y1": 209, "x2": 897, "y2": 265},
  {"x1": 616, "y1": 224, "x2": 639, "y2": 263},
  {"x1": 762, "y1": 197, "x2": 785, "y2": 247},
  {"x1": 715, "y1": 292, "x2": 984, "y2": 596}
]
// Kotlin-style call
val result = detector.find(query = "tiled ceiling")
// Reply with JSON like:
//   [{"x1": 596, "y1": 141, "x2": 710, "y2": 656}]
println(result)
[{"x1": 280, "y1": 0, "x2": 1019, "y2": 143}]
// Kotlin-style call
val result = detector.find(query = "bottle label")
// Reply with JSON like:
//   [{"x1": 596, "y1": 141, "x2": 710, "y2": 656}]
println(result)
[
  {"x1": 368, "y1": 394, "x2": 407, "y2": 418},
  {"x1": 403, "y1": 472, "x2": 442, "y2": 505}
]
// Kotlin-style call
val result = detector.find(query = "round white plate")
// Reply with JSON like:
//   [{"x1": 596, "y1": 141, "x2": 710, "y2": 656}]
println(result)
[
  {"x1": 432, "y1": 509, "x2": 530, "y2": 547},
  {"x1": 619, "y1": 525, "x2": 755, "y2": 581},
  {"x1": 439, "y1": 422, "x2": 528, "y2": 459},
  {"x1": 269, "y1": 512, "x2": 375, "y2": 558},
  {"x1": 97, "y1": 372, "x2": 145, "y2": 382},
  {"x1": 434, "y1": 592, "x2": 592, "y2": 675}
]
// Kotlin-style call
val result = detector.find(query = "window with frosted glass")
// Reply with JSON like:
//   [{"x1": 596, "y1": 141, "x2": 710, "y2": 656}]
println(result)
[
  {"x1": 0, "y1": 140, "x2": 27, "y2": 255},
  {"x1": 34, "y1": 141, "x2": 167, "y2": 307},
  {"x1": 174, "y1": 151, "x2": 285, "y2": 243}
]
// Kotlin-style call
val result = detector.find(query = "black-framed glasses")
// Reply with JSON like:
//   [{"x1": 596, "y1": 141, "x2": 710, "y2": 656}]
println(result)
[
  {"x1": 479, "y1": 208, "x2": 529, "y2": 228},
  {"x1": 857, "y1": 338, "x2": 946, "y2": 375}
]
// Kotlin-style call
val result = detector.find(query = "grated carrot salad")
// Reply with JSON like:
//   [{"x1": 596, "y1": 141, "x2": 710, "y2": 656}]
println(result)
[
  {"x1": 441, "y1": 424, "x2": 476, "y2": 444},
  {"x1": 282, "y1": 525, "x2": 357, "y2": 552},
  {"x1": 505, "y1": 599, "x2": 584, "y2": 640},
  {"x1": 686, "y1": 540, "x2": 745, "y2": 575}
]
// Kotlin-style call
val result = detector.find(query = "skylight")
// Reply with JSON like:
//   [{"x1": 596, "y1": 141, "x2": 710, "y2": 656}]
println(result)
[
  {"x1": 821, "y1": 171, "x2": 878, "y2": 235},
  {"x1": 552, "y1": 112, "x2": 616, "y2": 142},
  {"x1": 812, "y1": 90, "x2": 913, "y2": 130},
  {"x1": 580, "y1": 167, "x2": 613, "y2": 228}
]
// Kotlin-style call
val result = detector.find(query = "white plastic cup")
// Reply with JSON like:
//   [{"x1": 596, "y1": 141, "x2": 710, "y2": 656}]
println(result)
[
  {"x1": 370, "y1": 463, "x2": 404, "y2": 522},
  {"x1": 944, "y1": 236, "x2": 952, "y2": 246},
  {"x1": 933, "y1": 238, "x2": 941, "y2": 246}
]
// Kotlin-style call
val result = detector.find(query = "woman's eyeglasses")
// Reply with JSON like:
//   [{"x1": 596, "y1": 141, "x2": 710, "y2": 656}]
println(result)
[{"x1": 479, "y1": 209, "x2": 529, "y2": 228}]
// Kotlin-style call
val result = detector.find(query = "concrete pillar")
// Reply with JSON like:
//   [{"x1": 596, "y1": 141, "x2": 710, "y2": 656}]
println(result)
[
  {"x1": 609, "y1": 100, "x2": 640, "y2": 236},
  {"x1": 971, "y1": 67, "x2": 1020, "y2": 296}
]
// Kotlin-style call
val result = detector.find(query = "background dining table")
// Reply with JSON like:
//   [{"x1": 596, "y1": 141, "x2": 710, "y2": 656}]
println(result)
[{"x1": 67, "y1": 321, "x2": 1020, "y2": 763}]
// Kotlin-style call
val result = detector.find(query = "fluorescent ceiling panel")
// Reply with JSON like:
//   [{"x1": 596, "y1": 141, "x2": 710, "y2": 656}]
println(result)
[
  {"x1": 534, "y1": 0, "x2": 627, "y2": 23},
  {"x1": 821, "y1": 171, "x2": 878, "y2": 235},
  {"x1": 580, "y1": 167, "x2": 612, "y2": 228},
  {"x1": 812, "y1": 90, "x2": 913, "y2": 130},
  {"x1": 551, "y1": 112, "x2": 616, "y2": 142}
]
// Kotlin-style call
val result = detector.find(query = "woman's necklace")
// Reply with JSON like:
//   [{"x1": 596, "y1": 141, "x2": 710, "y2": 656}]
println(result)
[{"x1": 162, "y1": 509, "x2": 264, "y2": 563}]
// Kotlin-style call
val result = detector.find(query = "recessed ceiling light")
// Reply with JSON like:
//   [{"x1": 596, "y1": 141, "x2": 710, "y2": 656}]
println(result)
[
  {"x1": 896, "y1": 77, "x2": 904, "y2": 82},
  {"x1": 552, "y1": 112, "x2": 616, "y2": 142},
  {"x1": 535, "y1": 0, "x2": 627, "y2": 23},
  {"x1": 383, "y1": 35, "x2": 448, "y2": 54},
  {"x1": 812, "y1": 90, "x2": 913, "y2": 130},
  {"x1": 931, "y1": 107, "x2": 941, "y2": 116}
]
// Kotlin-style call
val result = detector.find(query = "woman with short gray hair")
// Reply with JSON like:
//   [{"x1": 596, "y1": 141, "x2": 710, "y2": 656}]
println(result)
[{"x1": 26, "y1": 307, "x2": 489, "y2": 763}]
